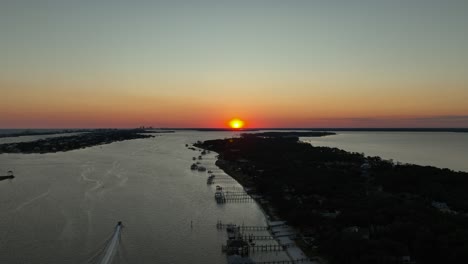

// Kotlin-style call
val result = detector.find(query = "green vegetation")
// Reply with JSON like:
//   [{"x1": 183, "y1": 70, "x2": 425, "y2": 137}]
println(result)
[{"x1": 197, "y1": 133, "x2": 468, "y2": 264}]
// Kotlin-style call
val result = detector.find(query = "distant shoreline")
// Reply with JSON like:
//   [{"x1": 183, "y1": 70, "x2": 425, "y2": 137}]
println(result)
[
  {"x1": 0, "y1": 129, "x2": 92, "y2": 138},
  {"x1": 2, "y1": 128, "x2": 467, "y2": 133},
  {"x1": 0, "y1": 129, "x2": 156, "y2": 154},
  {"x1": 187, "y1": 128, "x2": 468, "y2": 132}
]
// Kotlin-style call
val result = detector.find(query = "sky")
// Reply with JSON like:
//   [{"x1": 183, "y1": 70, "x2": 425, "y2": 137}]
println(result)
[{"x1": 1, "y1": 0, "x2": 468, "y2": 128}]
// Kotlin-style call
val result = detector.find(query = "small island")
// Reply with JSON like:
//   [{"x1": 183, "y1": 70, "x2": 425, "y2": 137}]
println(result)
[
  {"x1": 0, "y1": 129, "x2": 155, "y2": 154},
  {"x1": 196, "y1": 132, "x2": 468, "y2": 264}
]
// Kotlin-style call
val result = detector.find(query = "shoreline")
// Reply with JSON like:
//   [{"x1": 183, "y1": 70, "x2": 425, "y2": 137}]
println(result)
[
  {"x1": 0, "y1": 129, "x2": 91, "y2": 138},
  {"x1": 196, "y1": 132, "x2": 336, "y2": 263},
  {"x1": 215, "y1": 159, "x2": 281, "y2": 221},
  {"x1": 213, "y1": 158, "x2": 323, "y2": 263},
  {"x1": 0, "y1": 129, "x2": 155, "y2": 154},
  {"x1": 196, "y1": 133, "x2": 468, "y2": 264}
]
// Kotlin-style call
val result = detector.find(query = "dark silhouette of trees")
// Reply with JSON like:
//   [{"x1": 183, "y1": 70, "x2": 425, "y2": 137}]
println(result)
[{"x1": 197, "y1": 133, "x2": 468, "y2": 264}]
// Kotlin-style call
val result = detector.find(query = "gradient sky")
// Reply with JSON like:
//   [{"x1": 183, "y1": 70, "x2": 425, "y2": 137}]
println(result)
[{"x1": 1, "y1": 0, "x2": 468, "y2": 128}]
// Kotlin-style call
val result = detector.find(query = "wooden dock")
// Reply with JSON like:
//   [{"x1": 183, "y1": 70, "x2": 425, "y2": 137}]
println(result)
[
  {"x1": 223, "y1": 193, "x2": 252, "y2": 198},
  {"x1": 216, "y1": 197, "x2": 255, "y2": 203},
  {"x1": 216, "y1": 222, "x2": 269, "y2": 231},
  {"x1": 218, "y1": 186, "x2": 245, "y2": 191},
  {"x1": 215, "y1": 191, "x2": 255, "y2": 203},
  {"x1": 210, "y1": 175, "x2": 232, "y2": 178},
  {"x1": 224, "y1": 191, "x2": 248, "y2": 196},
  {"x1": 249, "y1": 244, "x2": 295, "y2": 252},
  {"x1": 243, "y1": 234, "x2": 275, "y2": 241},
  {"x1": 233, "y1": 258, "x2": 312, "y2": 264},
  {"x1": 212, "y1": 179, "x2": 237, "y2": 183},
  {"x1": 223, "y1": 243, "x2": 295, "y2": 253}
]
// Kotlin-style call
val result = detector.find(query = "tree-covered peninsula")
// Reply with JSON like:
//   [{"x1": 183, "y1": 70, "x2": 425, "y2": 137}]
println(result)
[
  {"x1": 196, "y1": 133, "x2": 468, "y2": 264},
  {"x1": 0, "y1": 129, "x2": 154, "y2": 154}
]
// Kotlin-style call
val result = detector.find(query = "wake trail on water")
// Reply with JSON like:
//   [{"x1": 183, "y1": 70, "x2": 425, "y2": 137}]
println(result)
[
  {"x1": 81, "y1": 164, "x2": 101, "y2": 193},
  {"x1": 98, "y1": 223, "x2": 122, "y2": 264},
  {"x1": 13, "y1": 189, "x2": 51, "y2": 212},
  {"x1": 83, "y1": 222, "x2": 124, "y2": 264}
]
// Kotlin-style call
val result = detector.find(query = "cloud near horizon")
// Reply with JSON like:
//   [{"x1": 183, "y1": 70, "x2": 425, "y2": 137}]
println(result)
[{"x1": 305, "y1": 116, "x2": 468, "y2": 128}]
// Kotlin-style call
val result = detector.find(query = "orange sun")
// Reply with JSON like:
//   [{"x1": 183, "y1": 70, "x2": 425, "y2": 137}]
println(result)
[{"x1": 229, "y1": 118, "x2": 245, "y2": 129}]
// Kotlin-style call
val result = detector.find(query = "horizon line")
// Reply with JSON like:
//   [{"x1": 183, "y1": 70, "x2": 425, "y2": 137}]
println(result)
[{"x1": 1, "y1": 127, "x2": 468, "y2": 131}]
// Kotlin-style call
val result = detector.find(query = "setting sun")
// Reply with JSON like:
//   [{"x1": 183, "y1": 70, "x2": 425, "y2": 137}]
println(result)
[{"x1": 229, "y1": 118, "x2": 245, "y2": 129}]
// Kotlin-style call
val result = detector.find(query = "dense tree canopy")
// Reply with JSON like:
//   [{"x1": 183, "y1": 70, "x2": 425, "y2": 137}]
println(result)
[{"x1": 197, "y1": 134, "x2": 468, "y2": 264}]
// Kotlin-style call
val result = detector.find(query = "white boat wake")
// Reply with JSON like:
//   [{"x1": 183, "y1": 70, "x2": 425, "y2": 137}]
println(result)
[
  {"x1": 98, "y1": 222, "x2": 123, "y2": 264},
  {"x1": 83, "y1": 222, "x2": 124, "y2": 264}
]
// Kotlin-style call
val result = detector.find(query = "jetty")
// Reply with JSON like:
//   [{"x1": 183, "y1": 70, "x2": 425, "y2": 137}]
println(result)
[
  {"x1": 215, "y1": 191, "x2": 254, "y2": 204},
  {"x1": 220, "y1": 222, "x2": 296, "y2": 263},
  {"x1": 217, "y1": 221, "x2": 269, "y2": 231},
  {"x1": 248, "y1": 244, "x2": 290, "y2": 252},
  {"x1": 216, "y1": 196, "x2": 254, "y2": 204},
  {"x1": 222, "y1": 224, "x2": 250, "y2": 256},
  {"x1": 242, "y1": 234, "x2": 275, "y2": 241}
]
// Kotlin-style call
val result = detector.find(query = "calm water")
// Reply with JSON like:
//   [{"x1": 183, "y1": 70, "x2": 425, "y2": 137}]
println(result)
[
  {"x1": 0, "y1": 131, "x2": 291, "y2": 264},
  {"x1": 303, "y1": 132, "x2": 468, "y2": 172},
  {"x1": 1, "y1": 131, "x2": 467, "y2": 264}
]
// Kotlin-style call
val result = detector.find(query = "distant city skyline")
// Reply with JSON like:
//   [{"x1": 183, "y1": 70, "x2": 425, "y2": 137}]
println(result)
[{"x1": 2, "y1": 0, "x2": 468, "y2": 128}]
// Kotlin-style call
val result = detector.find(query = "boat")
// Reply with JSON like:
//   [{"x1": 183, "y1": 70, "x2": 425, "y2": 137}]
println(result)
[
  {"x1": 190, "y1": 164, "x2": 198, "y2": 170},
  {"x1": 226, "y1": 224, "x2": 239, "y2": 238},
  {"x1": 223, "y1": 225, "x2": 254, "y2": 263},
  {"x1": 197, "y1": 166, "x2": 207, "y2": 172},
  {"x1": 96, "y1": 221, "x2": 123, "y2": 264},
  {"x1": 215, "y1": 191, "x2": 225, "y2": 203},
  {"x1": 0, "y1": 170, "x2": 14, "y2": 181},
  {"x1": 207, "y1": 175, "x2": 215, "y2": 184},
  {"x1": 226, "y1": 224, "x2": 245, "y2": 241}
]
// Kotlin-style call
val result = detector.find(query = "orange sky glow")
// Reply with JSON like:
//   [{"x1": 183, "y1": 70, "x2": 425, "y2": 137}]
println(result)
[
  {"x1": 1, "y1": 78, "x2": 467, "y2": 128},
  {"x1": 1, "y1": 1, "x2": 468, "y2": 128}
]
